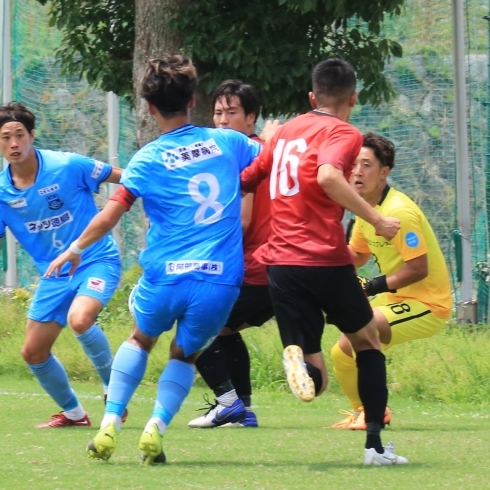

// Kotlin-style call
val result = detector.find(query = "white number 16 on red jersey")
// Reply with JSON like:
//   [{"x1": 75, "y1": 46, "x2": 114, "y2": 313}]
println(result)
[{"x1": 270, "y1": 138, "x2": 307, "y2": 199}]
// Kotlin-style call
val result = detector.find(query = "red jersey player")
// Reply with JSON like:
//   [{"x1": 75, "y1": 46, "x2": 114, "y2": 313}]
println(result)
[
  {"x1": 188, "y1": 80, "x2": 277, "y2": 429},
  {"x1": 241, "y1": 59, "x2": 408, "y2": 466}
]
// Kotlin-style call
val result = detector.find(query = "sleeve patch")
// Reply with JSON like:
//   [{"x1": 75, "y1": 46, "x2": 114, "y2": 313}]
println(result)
[
  {"x1": 109, "y1": 184, "x2": 137, "y2": 211},
  {"x1": 405, "y1": 231, "x2": 419, "y2": 248},
  {"x1": 91, "y1": 160, "x2": 105, "y2": 179}
]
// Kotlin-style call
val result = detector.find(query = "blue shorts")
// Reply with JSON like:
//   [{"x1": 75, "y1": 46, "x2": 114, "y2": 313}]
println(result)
[
  {"x1": 28, "y1": 258, "x2": 121, "y2": 326},
  {"x1": 131, "y1": 275, "x2": 240, "y2": 356}
]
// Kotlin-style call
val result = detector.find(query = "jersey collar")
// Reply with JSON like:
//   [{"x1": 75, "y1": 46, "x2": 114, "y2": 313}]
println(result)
[
  {"x1": 378, "y1": 185, "x2": 391, "y2": 206},
  {"x1": 310, "y1": 109, "x2": 340, "y2": 120}
]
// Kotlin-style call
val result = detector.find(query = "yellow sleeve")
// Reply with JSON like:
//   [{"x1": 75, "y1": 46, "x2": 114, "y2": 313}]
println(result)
[
  {"x1": 390, "y1": 206, "x2": 428, "y2": 261},
  {"x1": 349, "y1": 218, "x2": 371, "y2": 254}
]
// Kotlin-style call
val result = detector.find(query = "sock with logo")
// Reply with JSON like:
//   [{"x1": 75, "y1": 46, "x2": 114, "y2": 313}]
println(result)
[
  {"x1": 76, "y1": 324, "x2": 113, "y2": 386},
  {"x1": 150, "y1": 359, "x2": 195, "y2": 429}
]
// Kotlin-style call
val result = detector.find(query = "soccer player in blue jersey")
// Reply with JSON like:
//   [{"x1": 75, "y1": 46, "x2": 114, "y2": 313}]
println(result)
[
  {"x1": 0, "y1": 102, "x2": 122, "y2": 427},
  {"x1": 46, "y1": 54, "x2": 262, "y2": 465}
]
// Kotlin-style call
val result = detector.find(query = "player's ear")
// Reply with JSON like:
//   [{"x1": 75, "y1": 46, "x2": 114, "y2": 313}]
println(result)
[
  {"x1": 308, "y1": 92, "x2": 317, "y2": 109},
  {"x1": 349, "y1": 92, "x2": 358, "y2": 108},
  {"x1": 188, "y1": 94, "x2": 196, "y2": 110},
  {"x1": 147, "y1": 101, "x2": 157, "y2": 115},
  {"x1": 381, "y1": 165, "x2": 391, "y2": 179}
]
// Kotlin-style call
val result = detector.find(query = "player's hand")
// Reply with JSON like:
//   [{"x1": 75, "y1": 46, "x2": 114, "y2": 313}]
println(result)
[
  {"x1": 358, "y1": 274, "x2": 396, "y2": 297},
  {"x1": 260, "y1": 119, "x2": 281, "y2": 142},
  {"x1": 358, "y1": 275, "x2": 375, "y2": 297},
  {"x1": 374, "y1": 216, "x2": 400, "y2": 241},
  {"x1": 44, "y1": 250, "x2": 81, "y2": 278}
]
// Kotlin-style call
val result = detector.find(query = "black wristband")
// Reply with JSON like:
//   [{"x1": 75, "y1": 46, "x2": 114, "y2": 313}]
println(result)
[{"x1": 364, "y1": 275, "x2": 397, "y2": 297}]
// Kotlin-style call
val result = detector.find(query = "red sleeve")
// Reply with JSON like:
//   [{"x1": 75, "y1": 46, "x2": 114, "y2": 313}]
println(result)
[
  {"x1": 317, "y1": 125, "x2": 363, "y2": 172},
  {"x1": 109, "y1": 184, "x2": 137, "y2": 212},
  {"x1": 240, "y1": 141, "x2": 271, "y2": 193}
]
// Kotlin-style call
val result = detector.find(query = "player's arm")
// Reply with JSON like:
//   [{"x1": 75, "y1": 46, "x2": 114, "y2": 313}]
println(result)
[
  {"x1": 45, "y1": 185, "x2": 136, "y2": 277},
  {"x1": 241, "y1": 193, "x2": 254, "y2": 234},
  {"x1": 361, "y1": 254, "x2": 428, "y2": 297},
  {"x1": 317, "y1": 164, "x2": 400, "y2": 240},
  {"x1": 348, "y1": 244, "x2": 371, "y2": 268},
  {"x1": 385, "y1": 254, "x2": 428, "y2": 291},
  {"x1": 241, "y1": 137, "x2": 273, "y2": 194},
  {"x1": 103, "y1": 166, "x2": 123, "y2": 184}
]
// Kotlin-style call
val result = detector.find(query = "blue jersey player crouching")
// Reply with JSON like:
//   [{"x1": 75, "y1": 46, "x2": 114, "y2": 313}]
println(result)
[
  {"x1": 46, "y1": 54, "x2": 262, "y2": 465},
  {"x1": 0, "y1": 102, "x2": 123, "y2": 428}
]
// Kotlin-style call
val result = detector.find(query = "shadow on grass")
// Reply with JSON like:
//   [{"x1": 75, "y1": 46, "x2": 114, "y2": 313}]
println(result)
[{"x1": 88, "y1": 459, "x2": 429, "y2": 470}]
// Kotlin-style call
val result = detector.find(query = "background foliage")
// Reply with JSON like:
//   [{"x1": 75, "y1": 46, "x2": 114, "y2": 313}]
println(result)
[{"x1": 36, "y1": 0, "x2": 404, "y2": 112}]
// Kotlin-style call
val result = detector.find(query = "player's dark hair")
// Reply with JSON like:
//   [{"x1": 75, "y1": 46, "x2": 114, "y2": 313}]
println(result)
[
  {"x1": 0, "y1": 102, "x2": 35, "y2": 133},
  {"x1": 312, "y1": 59, "x2": 356, "y2": 104},
  {"x1": 363, "y1": 132, "x2": 396, "y2": 169},
  {"x1": 212, "y1": 80, "x2": 261, "y2": 123},
  {"x1": 140, "y1": 54, "x2": 197, "y2": 119}
]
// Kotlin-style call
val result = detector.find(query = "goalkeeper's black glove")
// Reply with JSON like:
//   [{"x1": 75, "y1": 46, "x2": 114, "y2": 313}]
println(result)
[{"x1": 358, "y1": 275, "x2": 397, "y2": 297}]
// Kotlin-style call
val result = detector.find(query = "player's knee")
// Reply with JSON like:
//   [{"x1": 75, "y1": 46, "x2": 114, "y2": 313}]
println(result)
[
  {"x1": 21, "y1": 344, "x2": 49, "y2": 364},
  {"x1": 68, "y1": 311, "x2": 94, "y2": 334},
  {"x1": 347, "y1": 323, "x2": 380, "y2": 353}
]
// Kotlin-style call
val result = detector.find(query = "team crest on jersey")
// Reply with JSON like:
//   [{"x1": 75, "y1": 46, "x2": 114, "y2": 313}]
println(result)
[
  {"x1": 46, "y1": 193, "x2": 64, "y2": 210},
  {"x1": 38, "y1": 184, "x2": 60, "y2": 196},
  {"x1": 91, "y1": 160, "x2": 104, "y2": 179},
  {"x1": 7, "y1": 197, "x2": 27, "y2": 208},
  {"x1": 86, "y1": 277, "x2": 106, "y2": 293},
  {"x1": 161, "y1": 139, "x2": 223, "y2": 170}
]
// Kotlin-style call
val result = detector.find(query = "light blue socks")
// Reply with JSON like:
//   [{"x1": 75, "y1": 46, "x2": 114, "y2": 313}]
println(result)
[
  {"x1": 105, "y1": 341, "x2": 148, "y2": 418},
  {"x1": 76, "y1": 324, "x2": 113, "y2": 386},
  {"x1": 28, "y1": 353, "x2": 79, "y2": 411},
  {"x1": 151, "y1": 359, "x2": 195, "y2": 425}
]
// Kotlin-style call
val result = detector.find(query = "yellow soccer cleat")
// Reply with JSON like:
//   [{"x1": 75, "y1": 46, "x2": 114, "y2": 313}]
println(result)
[
  {"x1": 325, "y1": 409, "x2": 359, "y2": 429},
  {"x1": 87, "y1": 422, "x2": 119, "y2": 462},
  {"x1": 139, "y1": 423, "x2": 166, "y2": 465},
  {"x1": 349, "y1": 406, "x2": 391, "y2": 430}
]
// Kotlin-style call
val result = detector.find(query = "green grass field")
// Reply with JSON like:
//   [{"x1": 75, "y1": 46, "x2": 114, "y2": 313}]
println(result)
[{"x1": 2, "y1": 376, "x2": 490, "y2": 490}]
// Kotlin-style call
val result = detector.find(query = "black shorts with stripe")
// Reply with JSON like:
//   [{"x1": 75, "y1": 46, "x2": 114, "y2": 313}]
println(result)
[{"x1": 267, "y1": 264, "x2": 373, "y2": 354}]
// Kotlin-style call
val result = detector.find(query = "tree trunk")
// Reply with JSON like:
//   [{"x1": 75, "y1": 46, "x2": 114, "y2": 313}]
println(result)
[{"x1": 133, "y1": 0, "x2": 212, "y2": 147}]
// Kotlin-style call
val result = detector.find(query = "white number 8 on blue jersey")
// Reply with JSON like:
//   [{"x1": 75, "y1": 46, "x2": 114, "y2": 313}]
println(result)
[{"x1": 188, "y1": 172, "x2": 224, "y2": 225}]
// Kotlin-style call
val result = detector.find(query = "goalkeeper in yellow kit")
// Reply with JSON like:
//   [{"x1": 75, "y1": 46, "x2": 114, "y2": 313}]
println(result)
[{"x1": 329, "y1": 132, "x2": 452, "y2": 429}]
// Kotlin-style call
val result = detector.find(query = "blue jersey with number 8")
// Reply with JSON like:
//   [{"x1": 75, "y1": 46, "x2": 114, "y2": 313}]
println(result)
[{"x1": 121, "y1": 124, "x2": 261, "y2": 286}]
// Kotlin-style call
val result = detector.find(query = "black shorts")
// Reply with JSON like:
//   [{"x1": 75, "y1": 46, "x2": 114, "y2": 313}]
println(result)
[
  {"x1": 225, "y1": 284, "x2": 275, "y2": 331},
  {"x1": 267, "y1": 264, "x2": 373, "y2": 354}
]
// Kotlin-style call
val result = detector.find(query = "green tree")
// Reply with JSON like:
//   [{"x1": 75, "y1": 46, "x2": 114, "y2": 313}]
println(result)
[{"x1": 38, "y1": 0, "x2": 404, "y2": 140}]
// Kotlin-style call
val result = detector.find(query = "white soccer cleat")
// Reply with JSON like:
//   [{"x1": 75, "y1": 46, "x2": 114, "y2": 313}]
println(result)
[
  {"x1": 282, "y1": 345, "x2": 315, "y2": 402},
  {"x1": 364, "y1": 441, "x2": 409, "y2": 466}
]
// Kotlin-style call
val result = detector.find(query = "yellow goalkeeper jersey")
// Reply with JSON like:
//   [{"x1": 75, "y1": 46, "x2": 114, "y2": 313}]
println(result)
[{"x1": 350, "y1": 186, "x2": 452, "y2": 319}]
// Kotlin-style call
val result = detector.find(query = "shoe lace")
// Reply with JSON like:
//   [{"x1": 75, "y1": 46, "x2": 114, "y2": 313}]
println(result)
[
  {"x1": 384, "y1": 440, "x2": 395, "y2": 453},
  {"x1": 338, "y1": 409, "x2": 355, "y2": 418},
  {"x1": 354, "y1": 407, "x2": 365, "y2": 425},
  {"x1": 195, "y1": 393, "x2": 218, "y2": 415}
]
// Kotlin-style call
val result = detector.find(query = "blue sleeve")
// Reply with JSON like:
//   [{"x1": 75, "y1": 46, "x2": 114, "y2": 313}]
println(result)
[
  {"x1": 120, "y1": 146, "x2": 153, "y2": 198},
  {"x1": 235, "y1": 133, "x2": 262, "y2": 171},
  {"x1": 69, "y1": 153, "x2": 112, "y2": 193}
]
